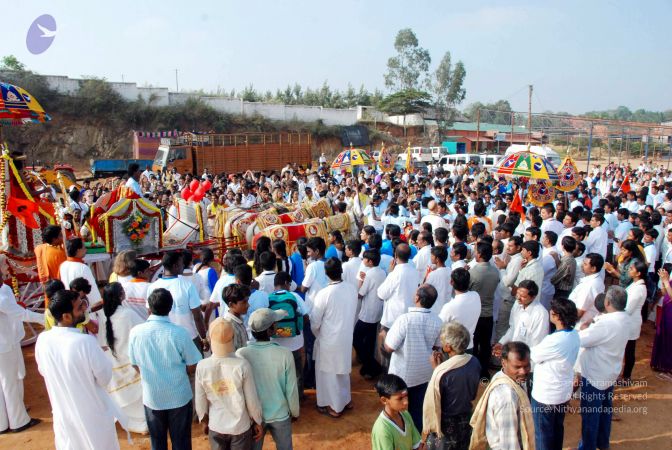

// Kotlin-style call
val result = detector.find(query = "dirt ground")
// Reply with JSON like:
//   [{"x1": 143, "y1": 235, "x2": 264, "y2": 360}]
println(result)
[{"x1": 1, "y1": 322, "x2": 671, "y2": 450}]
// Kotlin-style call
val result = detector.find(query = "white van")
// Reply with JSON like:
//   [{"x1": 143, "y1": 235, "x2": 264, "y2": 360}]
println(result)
[
  {"x1": 434, "y1": 154, "x2": 481, "y2": 172},
  {"x1": 480, "y1": 154, "x2": 503, "y2": 168},
  {"x1": 397, "y1": 147, "x2": 433, "y2": 163},
  {"x1": 429, "y1": 146, "x2": 447, "y2": 162}
]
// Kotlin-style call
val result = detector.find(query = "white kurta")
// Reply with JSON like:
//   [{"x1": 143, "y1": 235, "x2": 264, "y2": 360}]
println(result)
[
  {"x1": 377, "y1": 263, "x2": 420, "y2": 329},
  {"x1": 311, "y1": 282, "x2": 358, "y2": 412},
  {"x1": 413, "y1": 245, "x2": 432, "y2": 281},
  {"x1": 35, "y1": 327, "x2": 123, "y2": 450},
  {"x1": 0, "y1": 284, "x2": 44, "y2": 430},
  {"x1": 98, "y1": 305, "x2": 147, "y2": 433},
  {"x1": 59, "y1": 259, "x2": 102, "y2": 303},
  {"x1": 425, "y1": 266, "x2": 452, "y2": 315}
]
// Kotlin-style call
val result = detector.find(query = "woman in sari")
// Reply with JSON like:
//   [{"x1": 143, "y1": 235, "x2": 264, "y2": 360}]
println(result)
[
  {"x1": 99, "y1": 282, "x2": 147, "y2": 433},
  {"x1": 652, "y1": 263, "x2": 672, "y2": 375},
  {"x1": 604, "y1": 239, "x2": 646, "y2": 287}
]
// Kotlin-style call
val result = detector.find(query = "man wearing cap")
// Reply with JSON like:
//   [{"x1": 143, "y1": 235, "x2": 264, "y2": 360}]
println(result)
[
  {"x1": 195, "y1": 318, "x2": 263, "y2": 450},
  {"x1": 311, "y1": 258, "x2": 359, "y2": 418},
  {"x1": 237, "y1": 308, "x2": 298, "y2": 450}
]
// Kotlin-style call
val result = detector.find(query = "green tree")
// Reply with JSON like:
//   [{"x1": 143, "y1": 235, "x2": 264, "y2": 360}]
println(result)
[
  {"x1": 384, "y1": 28, "x2": 431, "y2": 91},
  {"x1": 378, "y1": 89, "x2": 432, "y2": 136},
  {"x1": 464, "y1": 99, "x2": 512, "y2": 124},
  {"x1": 1, "y1": 55, "x2": 26, "y2": 72},
  {"x1": 432, "y1": 51, "x2": 466, "y2": 130}
]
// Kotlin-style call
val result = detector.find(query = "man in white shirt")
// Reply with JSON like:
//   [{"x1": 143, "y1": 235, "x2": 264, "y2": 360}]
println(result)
[
  {"x1": 583, "y1": 212, "x2": 608, "y2": 256},
  {"x1": 540, "y1": 231, "x2": 559, "y2": 309},
  {"x1": 493, "y1": 236, "x2": 524, "y2": 342},
  {"x1": 413, "y1": 230, "x2": 433, "y2": 281},
  {"x1": 363, "y1": 195, "x2": 385, "y2": 233},
  {"x1": 36, "y1": 290, "x2": 123, "y2": 449},
  {"x1": 146, "y1": 252, "x2": 208, "y2": 351},
  {"x1": 614, "y1": 208, "x2": 633, "y2": 244},
  {"x1": 341, "y1": 241, "x2": 362, "y2": 290},
  {"x1": 569, "y1": 253, "x2": 605, "y2": 328},
  {"x1": 439, "y1": 268, "x2": 481, "y2": 351},
  {"x1": 530, "y1": 299, "x2": 580, "y2": 450},
  {"x1": 494, "y1": 280, "x2": 549, "y2": 356},
  {"x1": 124, "y1": 163, "x2": 143, "y2": 197},
  {"x1": 0, "y1": 256, "x2": 43, "y2": 433},
  {"x1": 377, "y1": 244, "x2": 420, "y2": 331},
  {"x1": 354, "y1": 250, "x2": 386, "y2": 379},
  {"x1": 59, "y1": 237, "x2": 102, "y2": 306},
  {"x1": 384, "y1": 284, "x2": 443, "y2": 430},
  {"x1": 311, "y1": 258, "x2": 358, "y2": 417},
  {"x1": 576, "y1": 286, "x2": 630, "y2": 450},
  {"x1": 425, "y1": 246, "x2": 452, "y2": 315},
  {"x1": 540, "y1": 204, "x2": 564, "y2": 237},
  {"x1": 420, "y1": 200, "x2": 448, "y2": 231}
]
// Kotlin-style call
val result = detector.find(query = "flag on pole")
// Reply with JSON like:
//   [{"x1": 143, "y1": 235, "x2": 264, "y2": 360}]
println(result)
[
  {"x1": 405, "y1": 144, "x2": 412, "y2": 173},
  {"x1": 620, "y1": 174, "x2": 631, "y2": 193},
  {"x1": 510, "y1": 189, "x2": 524, "y2": 214}
]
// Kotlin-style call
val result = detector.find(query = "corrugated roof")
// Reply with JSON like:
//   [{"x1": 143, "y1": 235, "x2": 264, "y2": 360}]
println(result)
[{"x1": 446, "y1": 122, "x2": 529, "y2": 132}]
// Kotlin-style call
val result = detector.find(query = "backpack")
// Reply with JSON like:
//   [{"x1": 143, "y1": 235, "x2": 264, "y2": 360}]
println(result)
[{"x1": 268, "y1": 290, "x2": 303, "y2": 338}]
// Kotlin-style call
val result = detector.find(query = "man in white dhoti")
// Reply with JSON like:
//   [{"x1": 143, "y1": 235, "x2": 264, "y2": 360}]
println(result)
[
  {"x1": 35, "y1": 289, "x2": 125, "y2": 450},
  {"x1": 0, "y1": 255, "x2": 43, "y2": 433},
  {"x1": 311, "y1": 257, "x2": 358, "y2": 418}
]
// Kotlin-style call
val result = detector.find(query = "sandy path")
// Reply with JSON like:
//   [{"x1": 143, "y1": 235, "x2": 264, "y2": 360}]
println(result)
[{"x1": 2, "y1": 322, "x2": 671, "y2": 450}]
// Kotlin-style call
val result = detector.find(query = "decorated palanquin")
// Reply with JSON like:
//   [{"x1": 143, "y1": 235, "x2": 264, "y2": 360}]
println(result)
[
  {"x1": 91, "y1": 188, "x2": 163, "y2": 254},
  {"x1": 252, "y1": 219, "x2": 329, "y2": 252},
  {"x1": 219, "y1": 199, "x2": 346, "y2": 250},
  {"x1": 0, "y1": 150, "x2": 57, "y2": 257},
  {"x1": 163, "y1": 198, "x2": 208, "y2": 249}
]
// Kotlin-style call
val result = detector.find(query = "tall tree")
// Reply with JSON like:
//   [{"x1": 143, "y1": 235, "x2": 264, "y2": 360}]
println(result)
[
  {"x1": 378, "y1": 89, "x2": 432, "y2": 136},
  {"x1": 384, "y1": 28, "x2": 432, "y2": 92},
  {"x1": 432, "y1": 51, "x2": 466, "y2": 128}
]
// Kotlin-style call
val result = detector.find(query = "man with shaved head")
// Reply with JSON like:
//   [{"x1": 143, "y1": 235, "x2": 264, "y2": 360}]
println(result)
[{"x1": 421, "y1": 200, "x2": 448, "y2": 232}]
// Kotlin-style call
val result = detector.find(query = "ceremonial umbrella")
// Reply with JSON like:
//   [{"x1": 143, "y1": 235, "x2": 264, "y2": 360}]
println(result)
[
  {"x1": 554, "y1": 156, "x2": 580, "y2": 192},
  {"x1": 0, "y1": 82, "x2": 51, "y2": 127},
  {"x1": 331, "y1": 147, "x2": 374, "y2": 171},
  {"x1": 378, "y1": 143, "x2": 394, "y2": 173},
  {"x1": 491, "y1": 151, "x2": 559, "y2": 182}
]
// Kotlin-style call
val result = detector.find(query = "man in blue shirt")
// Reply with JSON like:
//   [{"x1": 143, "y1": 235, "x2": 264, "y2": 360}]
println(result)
[{"x1": 129, "y1": 288, "x2": 202, "y2": 450}]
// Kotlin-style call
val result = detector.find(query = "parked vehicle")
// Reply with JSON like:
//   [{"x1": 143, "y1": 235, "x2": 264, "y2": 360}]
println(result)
[
  {"x1": 429, "y1": 146, "x2": 448, "y2": 161},
  {"x1": 394, "y1": 160, "x2": 429, "y2": 174},
  {"x1": 480, "y1": 154, "x2": 503, "y2": 168},
  {"x1": 91, "y1": 159, "x2": 154, "y2": 178},
  {"x1": 397, "y1": 147, "x2": 433, "y2": 163},
  {"x1": 152, "y1": 132, "x2": 312, "y2": 174},
  {"x1": 432, "y1": 154, "x2": 481, "y2": 172}
]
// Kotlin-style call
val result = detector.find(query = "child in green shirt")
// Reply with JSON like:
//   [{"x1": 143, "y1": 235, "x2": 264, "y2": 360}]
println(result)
[{"x1": 371, "y1": 374, "x2": 422, "y2": 450}]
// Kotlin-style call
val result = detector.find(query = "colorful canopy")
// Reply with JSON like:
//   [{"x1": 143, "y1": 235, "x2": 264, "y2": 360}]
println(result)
[
  {"x1": 0, "y1": 82, "x2": 51, "y2": 125},
  {"x1": 331, "y1": 148, "x2": 373, "y2": 170},
  {"x1": 492, "y1": 151, "x2": 559, "y2": 182},
  {"x1": 555, "y1": 156, "x2": 580, "y2": 192}
]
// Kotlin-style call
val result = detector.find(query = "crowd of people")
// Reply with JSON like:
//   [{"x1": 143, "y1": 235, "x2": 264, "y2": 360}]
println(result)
[{"x1": 2, "y1": 156, "x2": 672, "y2": 450}]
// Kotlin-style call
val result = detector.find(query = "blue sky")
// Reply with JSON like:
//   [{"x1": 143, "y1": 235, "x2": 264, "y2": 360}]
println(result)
[{"x1": 3, "y1": 0, "x2": 671, "y2": 114}]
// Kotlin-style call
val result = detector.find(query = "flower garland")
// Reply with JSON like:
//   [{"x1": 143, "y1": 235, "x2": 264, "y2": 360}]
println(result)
[{"x1": 123, "y1": 212, "x2": 150, "y2": 245}]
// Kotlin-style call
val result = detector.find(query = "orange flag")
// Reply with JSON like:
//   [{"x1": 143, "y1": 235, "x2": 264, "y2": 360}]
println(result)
[
  {"x1": 620, "y1": 175, "x2": 631, "y2": 193},
  {"x1": 7, "y1": 196, "x2": 39, "y2": 229},
  {"x1": 510, "y1": 189, "x2": 524, "y2": 214}
]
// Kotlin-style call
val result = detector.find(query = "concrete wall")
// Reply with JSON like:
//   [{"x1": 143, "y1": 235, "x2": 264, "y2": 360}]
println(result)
[{"x1": 9, "y1": 72, "x2": 428, "y2": 127}]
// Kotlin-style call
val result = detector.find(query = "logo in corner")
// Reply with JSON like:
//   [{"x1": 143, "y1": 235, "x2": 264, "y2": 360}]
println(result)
[{"x1": 26, "y1": 14, "x2": 57, "y2": 55}]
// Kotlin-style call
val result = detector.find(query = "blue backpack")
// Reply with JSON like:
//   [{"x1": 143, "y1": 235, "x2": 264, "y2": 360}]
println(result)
[{"x1": 269, "y1": 290, "x2": 303, "y2": 338}]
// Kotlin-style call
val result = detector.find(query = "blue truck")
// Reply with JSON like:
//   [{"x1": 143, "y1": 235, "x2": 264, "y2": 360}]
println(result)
[{"x1": 90, "y1": 159, "x2": 154, "y2": 178}]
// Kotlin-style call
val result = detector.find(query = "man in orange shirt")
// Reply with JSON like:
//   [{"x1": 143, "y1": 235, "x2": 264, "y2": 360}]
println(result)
[{"x1": 34, "y1": 226, "x2": 66, "y2": 304}]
